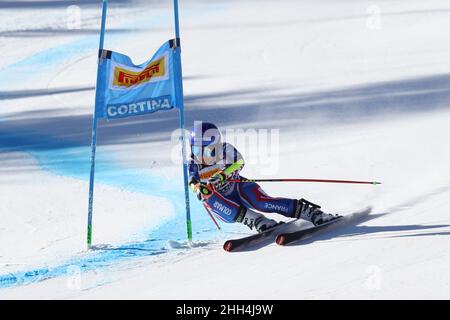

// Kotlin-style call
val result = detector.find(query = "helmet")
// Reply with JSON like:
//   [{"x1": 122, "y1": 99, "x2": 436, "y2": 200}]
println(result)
[{"x1": 190, "y1": 121, "x2": 222, "y2": 161}]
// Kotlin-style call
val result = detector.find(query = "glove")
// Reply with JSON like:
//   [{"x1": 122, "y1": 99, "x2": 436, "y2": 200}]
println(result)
[
  {"x1": 197, "y1": 183, "x2": 213, "y2": 201},
  {"x1": 189, "y1": 178, "x2": 213, "y2": 201},
  {"x1": 208, "y1": 171, "x2": 227, "y2": 188}
]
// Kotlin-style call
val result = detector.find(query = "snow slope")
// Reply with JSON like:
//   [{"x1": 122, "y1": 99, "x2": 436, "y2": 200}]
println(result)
[{"x1": 1, "y1": 0, "x2": 450, "y2": 299}]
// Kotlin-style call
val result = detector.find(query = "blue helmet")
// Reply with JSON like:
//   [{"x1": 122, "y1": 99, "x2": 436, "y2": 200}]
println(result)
[{"x1": 190, "y1": 121, "x2": 222, "y2": 159}]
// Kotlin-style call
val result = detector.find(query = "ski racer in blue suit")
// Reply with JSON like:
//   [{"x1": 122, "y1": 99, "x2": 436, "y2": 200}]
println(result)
[{"x1": 188, "y1": 122, "x2": 337, "y2": 233}]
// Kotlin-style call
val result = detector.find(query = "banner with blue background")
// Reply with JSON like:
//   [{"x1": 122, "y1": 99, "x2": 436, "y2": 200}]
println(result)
[{"x1": 94, "y1": 40, "x2": 179, "y2": 120}]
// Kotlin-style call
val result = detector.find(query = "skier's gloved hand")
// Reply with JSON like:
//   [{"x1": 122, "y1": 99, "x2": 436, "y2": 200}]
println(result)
[
  {"x1": 208, "y1": 171, "x2": 227, "y2": 188},
  {"x1": 189, "y1": 178, "x2": 213, "y2": 201},
  {"x1": 197, "y1": 183, "x2": 213, "y2": 201}
]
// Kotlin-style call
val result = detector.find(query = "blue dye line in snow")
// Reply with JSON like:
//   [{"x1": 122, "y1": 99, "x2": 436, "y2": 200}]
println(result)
[
  {"x1": 0, "y1": 12, "x2": 167, "y2": 89},
  {"x1": 0, "y1": 2, "x2": 231, "y2": 85},
  {"x1": 0, "y1": 103, "x2": 221, "y2": 288},
  {"x1": 0, "y1": 143, "x2": 217, "y2": 290},
  {"x1": 0, "y1": 3, "x2": 234, "y2": 290},
  {"x1": 0, "y1": 243, "x2": 166, "y2": 289}
]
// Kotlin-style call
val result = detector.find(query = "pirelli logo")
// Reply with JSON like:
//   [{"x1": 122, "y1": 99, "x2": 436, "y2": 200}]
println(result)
[{"x1": 110, "y1": 54, "x2": 168, "y2": 89}]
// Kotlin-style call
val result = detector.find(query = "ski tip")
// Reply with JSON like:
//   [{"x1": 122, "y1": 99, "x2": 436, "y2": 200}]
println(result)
[
  {"x1": 223, "y1": 241, "x2": 233, "y2": 252},
  {"x1": 276, "y1": 235, "x2": 286, "y2": 246}
]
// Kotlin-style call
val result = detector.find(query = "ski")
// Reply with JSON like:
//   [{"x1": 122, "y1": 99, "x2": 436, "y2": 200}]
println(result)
[
  {"x1": 276, "y1": 207, "x2": 372, "y2": 246},
  {"x1": 276, "y1": 217, "x2": 343, "y2": 245},
  {"x1": 224, "y1": 208, "x2": 372, "y2": 251},
  {"x1": 223, "y1": 220, "x2": 302, "y2": 252}
]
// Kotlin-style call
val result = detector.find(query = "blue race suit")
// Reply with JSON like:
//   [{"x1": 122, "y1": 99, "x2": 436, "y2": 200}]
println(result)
[{"x1": 188, "y1": 143, "x2": 297, "y2": 223}]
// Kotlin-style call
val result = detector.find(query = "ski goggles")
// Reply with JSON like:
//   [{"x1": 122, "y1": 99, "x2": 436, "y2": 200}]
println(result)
[{"x1": 191, "y1": 145, "x2": 216, "y2": 158}]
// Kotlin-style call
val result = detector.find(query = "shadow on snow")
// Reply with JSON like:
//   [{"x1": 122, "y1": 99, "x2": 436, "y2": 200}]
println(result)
[{"x1": 2, "y1": 72, "x2": 450, "y2": 170}]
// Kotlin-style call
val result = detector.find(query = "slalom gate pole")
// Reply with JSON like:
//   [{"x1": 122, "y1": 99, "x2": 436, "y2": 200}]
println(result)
[
  {"x1": 87, "y1": 0, "x2": 108, "y2": 249},
  {"x1": 172, "y1": 0, "x2": 193, "y2": 241},
  {"x1": 229, "y1": 178, "x2": 382, "y2": 185}
]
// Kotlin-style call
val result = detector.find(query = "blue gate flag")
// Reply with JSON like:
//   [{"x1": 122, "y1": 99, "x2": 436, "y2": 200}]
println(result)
[{"x1": 95, "y1": 40, "x2": 180, "y2": 120}]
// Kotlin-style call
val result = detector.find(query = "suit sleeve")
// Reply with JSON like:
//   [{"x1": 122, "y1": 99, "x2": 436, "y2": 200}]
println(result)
[{"x1": 222, "y1": 143, "x2": 245, "y2": 176}]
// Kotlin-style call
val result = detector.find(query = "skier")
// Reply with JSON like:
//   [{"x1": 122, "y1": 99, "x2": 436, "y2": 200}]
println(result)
[{"x1": 188, "y1": 121, "x2": 339, "y2": 233}]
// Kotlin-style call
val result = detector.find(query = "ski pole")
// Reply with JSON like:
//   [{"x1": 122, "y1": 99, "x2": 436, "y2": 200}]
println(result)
[
  {"x1": 229, "y1": 178, "x2": 381, "y2": 185},
  {"x1": 203, "y1": 203, "x2": 222, "y2": 231}
]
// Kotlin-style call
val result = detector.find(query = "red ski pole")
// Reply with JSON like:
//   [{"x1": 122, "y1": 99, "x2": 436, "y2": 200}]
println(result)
[
  {"x1": 203, "y1": 203, "x2": 222, "y2": 231},
  {"x1": 229, "y1": 178, "x2": 381, "y2": 185}
]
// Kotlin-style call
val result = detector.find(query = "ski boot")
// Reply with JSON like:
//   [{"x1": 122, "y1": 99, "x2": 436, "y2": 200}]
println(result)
[
  {"x1": 236, "y1": 208, "x2": 279, "y2": 233},
  {"x1": 294, "y1": 198, "x2": 341, "y2": 226}
]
